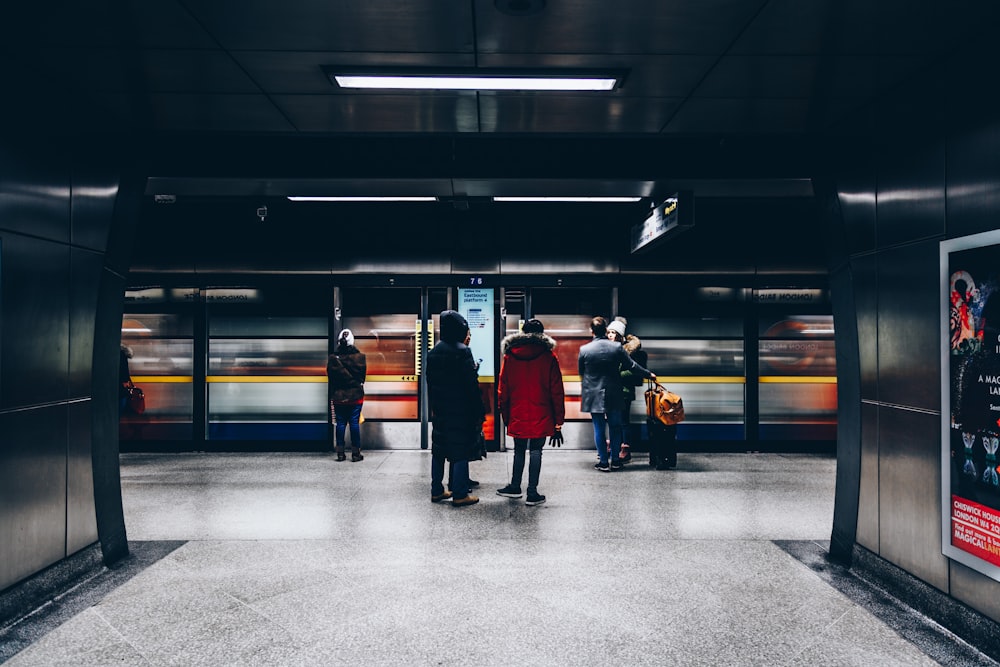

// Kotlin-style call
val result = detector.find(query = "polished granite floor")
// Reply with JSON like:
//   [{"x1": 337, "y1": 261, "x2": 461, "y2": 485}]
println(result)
[{"x1": 1, "y1": 450, "x2": 996, "y2": 666}]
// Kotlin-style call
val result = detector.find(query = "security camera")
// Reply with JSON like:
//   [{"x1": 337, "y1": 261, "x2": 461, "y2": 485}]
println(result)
[{"x1": 257, "y1": 206, "x2": 268, "y2": 222}]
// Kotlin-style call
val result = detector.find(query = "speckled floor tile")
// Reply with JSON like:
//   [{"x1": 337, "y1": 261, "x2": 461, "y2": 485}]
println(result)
[{"x1": 1, "y1": 451, "x2": 994, "y2": 666}]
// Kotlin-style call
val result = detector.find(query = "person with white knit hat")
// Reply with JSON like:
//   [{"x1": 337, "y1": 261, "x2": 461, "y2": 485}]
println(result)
[
  {"x1": 327, "y1": 328, "x2": 367, "y2": 462},
  {"x1": 578, "y1": 316, "x2": 656, "y2": 471},
  {"x1": 607, "y1": 317, "x2": 648, "y2": 465}
]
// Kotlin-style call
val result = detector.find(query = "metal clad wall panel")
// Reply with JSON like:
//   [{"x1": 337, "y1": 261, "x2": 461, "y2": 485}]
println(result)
[
  {"x1": 70, "y1": 248, "x2": 103, "y2": 398},
  {"x1": 853, "y1": 254, "x2": 878, "y2": 401},
  {"x1": 0, "y1": 407, "x2": 68, "y2": 591},
  {"x1": 876, "y1": 139, "x2": 945, "y2": 249},
  {"x1": 0, "y1": 235, "x2": 70, "y2": 409},
  {"x1": 950, "y1": 559, "x2": 1000, "y2": 622},
  {"x1": 876, "y1": 240, "x2": 939, "y2": 412},
  {"x1": 947, "y1": 122, "x2": 1000, "y2": 240},
  {"x1": 70, "y1": 163, "x2": 117, "y2": 252},
  {"x1": 66, "y1": 400, "x2": 97, "y2": 554},
  {"x1": 857, "y1": 401, "x2": 879, "y2": 552},
  {"x1": 0, "y1": 144, "x2": 71, "y2": 243},
  {"x1": 877, "y1": 405, "x2": 948, "y2": 592},
  {"x1": 838, "y1": 171, "x2": 877, "y2": 256}
]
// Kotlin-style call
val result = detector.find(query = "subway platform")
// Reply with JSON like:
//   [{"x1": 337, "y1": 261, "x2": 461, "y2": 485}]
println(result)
[{"x1": 1, "y1": 450, "x2": 996, "y2": 666}]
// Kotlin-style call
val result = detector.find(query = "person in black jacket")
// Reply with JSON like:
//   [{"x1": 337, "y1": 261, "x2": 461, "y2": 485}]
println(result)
[
  {"x1": 426, "y1": 310, "x2": 485, "y2": 507},
  {"x1": 327, "y1": 329, "x2": 367, "y2": 462}
]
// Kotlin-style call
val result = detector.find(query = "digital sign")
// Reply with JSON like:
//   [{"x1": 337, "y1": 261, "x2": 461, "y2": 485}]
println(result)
[
  {"x1": 630, "y1": 191, "x2": 694, "y2": 254},
  {"x1": 459, "y1": 288, "x2": 495, "y2": 378}
]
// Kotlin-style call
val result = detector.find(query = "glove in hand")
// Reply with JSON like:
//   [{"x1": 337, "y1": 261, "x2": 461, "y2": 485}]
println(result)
[{"x1": 549, "y1": 429, "x2": 564, "y2": 447}]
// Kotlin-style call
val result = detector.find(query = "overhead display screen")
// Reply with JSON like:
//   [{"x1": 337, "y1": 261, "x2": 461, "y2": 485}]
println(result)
[{"x1": 630, "y1": 192, "x2": 694, "y2": 254}]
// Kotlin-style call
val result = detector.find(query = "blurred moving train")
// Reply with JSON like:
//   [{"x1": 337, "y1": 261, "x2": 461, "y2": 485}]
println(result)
[{"x1": 119, "y1": 281, "x2": 836, "y2": 452}]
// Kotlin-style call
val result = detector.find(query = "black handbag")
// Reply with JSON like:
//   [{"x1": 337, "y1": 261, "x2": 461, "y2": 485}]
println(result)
[{"x1": 126, "y1": 381, "x2": 146, "y2": 414}]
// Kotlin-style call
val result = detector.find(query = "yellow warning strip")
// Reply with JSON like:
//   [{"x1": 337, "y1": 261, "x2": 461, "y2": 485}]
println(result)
[
  {"x1": 139, "y1": 374, "x2": 834, "y2": 385},
  {"x1": 131, "y1": 376, "x2": 192, "y2": 383},
  {"x1": 759, "y1": 376, "x2": 838, "y2": 384},
  {"x1": 564, "y1": 375, "x2": 747, "y2": 384},
  {"x1": 205, "y1": 376, "x2": 326, "y2": 383}
]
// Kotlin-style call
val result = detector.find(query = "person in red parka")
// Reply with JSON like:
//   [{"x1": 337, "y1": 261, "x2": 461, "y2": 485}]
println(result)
[{"x1": 496, "y1": 318, "x2": 565, "y2": 506}]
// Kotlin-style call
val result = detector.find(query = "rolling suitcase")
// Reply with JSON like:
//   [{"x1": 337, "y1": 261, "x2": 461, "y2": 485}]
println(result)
[{"x1": 647, "y1": 417, "x2": 677, "y2": 470}]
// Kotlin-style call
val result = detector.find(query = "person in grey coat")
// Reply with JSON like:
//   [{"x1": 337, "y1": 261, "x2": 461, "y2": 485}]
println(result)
[{"x1": 578, "y1": 316, "x2": 655, "y2": 471}]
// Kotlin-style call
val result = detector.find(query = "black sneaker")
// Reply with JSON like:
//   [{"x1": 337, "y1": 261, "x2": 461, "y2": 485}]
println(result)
[
  {"x1": 468, "y1": 479, "x2": 480, "y2": 488},
  {"x1": 610, "y1": 461, "x2": 623, "y2": 470},
  {"x1": 497, "y1": 485, "x2": 522, "y2": 498},
  {"x1": 594, "y1": 462, "x2": 611, "y2": 472},
  {"x1": 525, "y1": 491, "x2": 546, "y2": 506}
]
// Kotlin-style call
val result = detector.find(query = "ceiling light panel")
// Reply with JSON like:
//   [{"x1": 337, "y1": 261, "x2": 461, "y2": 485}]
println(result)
[{"x1": 325, "y1": 68, "x2": 624, "y2": 92}]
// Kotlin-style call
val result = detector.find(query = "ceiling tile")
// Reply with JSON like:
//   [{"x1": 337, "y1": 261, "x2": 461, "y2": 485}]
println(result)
[
  {"x1": 664, "y1": 98, "x2": 812, "y2": 133},
  {"x1": 233, "y1": 52, "x2": 477, "y2": 95},
  {"x1": 4, "y1": 1, "x2": 216, "y2": 48},
  {"x1": 477, "y1": 53, "x2": 718, "y2": 98},
  {"x1": 695, "y1": 56, "x2": 879, "y2": 99},
  {"x1": 274, "y1": 94, "x2": 481, "y2": 133},
  {"x1": 481, "y1": 94, "x2": 680, "y2": 133},
  {"x1": 474, "y1": 0, "x2": 767, "y2": 55},
  {"x1": 139, "y1": 94, "x2": 296, "y2": 132},
  {"x1": 730, "y1": 0, "x2": 877, "y2": 55},
  {"x1": 25, "y1": 49, "x2": 259, "y2": 93},
  {"x1": 185, "y1": 0, "x2": 474, "y2": 51}
]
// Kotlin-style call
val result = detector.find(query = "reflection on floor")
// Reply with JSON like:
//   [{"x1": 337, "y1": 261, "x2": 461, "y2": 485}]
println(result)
[{"x1": 1, "y1": 451, "x2": 995, "y2": 666}]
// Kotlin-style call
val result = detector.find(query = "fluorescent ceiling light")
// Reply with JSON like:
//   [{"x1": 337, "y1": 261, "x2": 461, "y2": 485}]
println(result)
[
  {"x1": 287, "y1": 196, "x2": 437, "y2": 202},
  {"x1": 325, "y1": 68, "x2": 624, "y2": 92},
  {"x1": 493, "y1": 196, "x2": 642, "y2": 203}
]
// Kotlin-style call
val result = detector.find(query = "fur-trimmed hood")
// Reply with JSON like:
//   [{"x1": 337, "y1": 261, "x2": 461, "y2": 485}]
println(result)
[
  {"x1": 623, "y1": 334, "x2": 642, "y2": 356},
  {"x1": 501, "y1": 331, "x2": 556, "y2": 359}
]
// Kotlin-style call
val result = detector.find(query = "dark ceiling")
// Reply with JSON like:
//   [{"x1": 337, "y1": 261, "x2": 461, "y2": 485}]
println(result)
[{"x1": 2, "y1": 0, "x2": 997, "y2": 236}]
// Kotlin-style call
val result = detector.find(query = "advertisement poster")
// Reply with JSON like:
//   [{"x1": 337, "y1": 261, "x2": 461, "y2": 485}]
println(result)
[
  {"x1": 458, "y1": 288, "x2": 495, "y2": 378},
  {"x1": 941, "y1": 230, "x2": 1000, "y2": 580}
]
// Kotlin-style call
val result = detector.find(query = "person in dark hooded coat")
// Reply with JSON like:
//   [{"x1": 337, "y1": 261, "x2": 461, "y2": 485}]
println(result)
[
  {"x1": 496, "y1": 318, "x2": 564, "y2": 506},
  {"x1": 426, "y1": 310, "x2": 485, "y2": 506}
]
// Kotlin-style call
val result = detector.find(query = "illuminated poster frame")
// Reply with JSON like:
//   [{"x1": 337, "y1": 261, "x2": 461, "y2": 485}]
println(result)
[
  {"x1": 458, "y1": 288, "x2": 495, "y2": 378},
  {"x1": 941, "y1": 229, "x2": 1000, "y2": 581}
]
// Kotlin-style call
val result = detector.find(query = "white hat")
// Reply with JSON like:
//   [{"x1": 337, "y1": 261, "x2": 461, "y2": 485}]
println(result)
[{"x1": 607, "y1": 320, "x2": 626, "y2": 338}]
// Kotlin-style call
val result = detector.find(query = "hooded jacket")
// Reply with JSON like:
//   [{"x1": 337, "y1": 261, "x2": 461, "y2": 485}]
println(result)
[
  {"x1": 327, "y1": 343, "x2": 366, "y2": 403},
  {"x1": 498, "y1": 331, "x2": 565, "y2": 438},
  {"x1": 619, "y1": 334, "x2": 649, "y2": 403},
  {"x1": 426, "y1": 310, "x2": 486, "y2": 461}
]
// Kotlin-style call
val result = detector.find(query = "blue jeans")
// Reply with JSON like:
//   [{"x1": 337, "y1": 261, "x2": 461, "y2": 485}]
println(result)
[
  {"x1": 432, "y1": 454, "x2": 470, "y2": 499},
  {"x1": 591, "y1": 410, "x2": 624, "y2": 464},
  {"x1": 333, "y1": 402, "x2": 363, "y2": 452}
]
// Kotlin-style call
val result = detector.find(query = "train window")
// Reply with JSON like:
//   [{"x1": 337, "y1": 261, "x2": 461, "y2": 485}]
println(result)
[
  {"x1": 343, "y1": 314, "x2": 419, "y2": 420},
  {"x1": 120, "y1": 313, "x2": 195, "y2": 440},
  {"x1": 207, "y1": 316, "x2": 328, "y2": 440},
  {"x1": 758, "y1": 315, "x2": 837, "y2": 439}
]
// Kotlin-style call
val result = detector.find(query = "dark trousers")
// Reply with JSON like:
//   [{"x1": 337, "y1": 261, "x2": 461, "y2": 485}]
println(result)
[
  {"x1": 648, "y1": 419, "x2": 677, "y2": 469},
  {"x1": 431, "y1": 454, "x2": 471, "y2": 499},
  {"x1": 510, "y1": 437, "x2": 545, "y2": 492}
]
